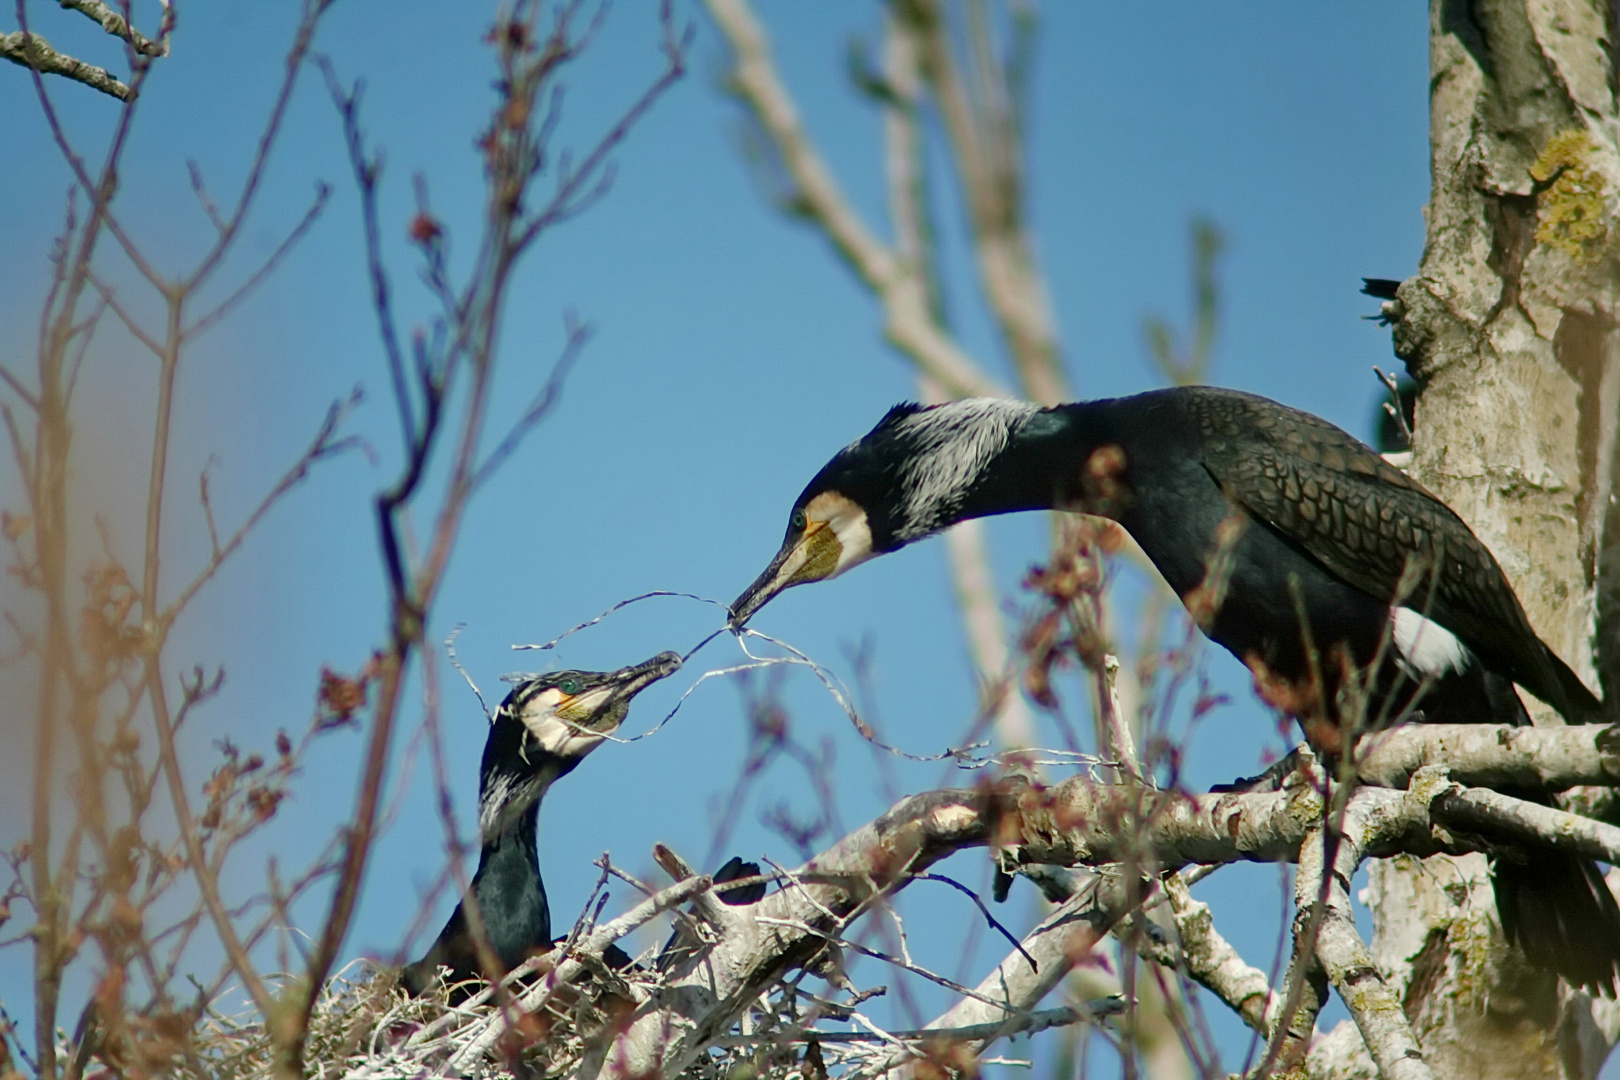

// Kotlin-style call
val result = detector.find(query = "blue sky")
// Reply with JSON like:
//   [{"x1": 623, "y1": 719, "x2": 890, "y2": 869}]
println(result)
[{"x1": 0, "y1": 1, "x2": 1432, "y2": 1071}]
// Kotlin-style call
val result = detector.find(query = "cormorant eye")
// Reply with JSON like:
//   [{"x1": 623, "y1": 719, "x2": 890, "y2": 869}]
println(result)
[
  {"x1": 791, "y1": 510, "x2": 807, "y2": 531},
  {"x1": 558, "y1": 678, "x2": 579, "y2": 695}
]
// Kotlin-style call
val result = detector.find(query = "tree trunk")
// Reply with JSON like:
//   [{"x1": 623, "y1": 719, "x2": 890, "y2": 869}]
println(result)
[{"x1": 1340, "y1": 1, "x2": 1620, "y2": 1077}]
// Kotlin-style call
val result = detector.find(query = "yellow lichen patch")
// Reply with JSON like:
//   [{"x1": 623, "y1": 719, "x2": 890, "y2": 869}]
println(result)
[{"x1": 1530, "y1": 129, "x2": 1609, "y2": 262}]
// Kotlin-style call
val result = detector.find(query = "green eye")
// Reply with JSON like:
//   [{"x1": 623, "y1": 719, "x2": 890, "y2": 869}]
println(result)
[
  {"x1": 558, "y1": 678, "x2": 579, "y2": 695},
  {"x1": 791, "y1": 510, "x2": 807, "y2": 531}
]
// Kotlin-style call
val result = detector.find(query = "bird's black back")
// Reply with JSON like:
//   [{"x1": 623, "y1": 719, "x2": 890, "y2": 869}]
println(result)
[
  {"x1": 1171, "y1": 387, "x2": 1601, "y2": 722},
  {"x1": 1046, "y1": 387, "x2": 1602, "y2": 725}
]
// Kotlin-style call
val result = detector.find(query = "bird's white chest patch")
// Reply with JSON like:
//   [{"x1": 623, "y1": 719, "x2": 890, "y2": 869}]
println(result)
[{"x1": 1390, "y1": 607, "x2": 1471, "y2": 677}]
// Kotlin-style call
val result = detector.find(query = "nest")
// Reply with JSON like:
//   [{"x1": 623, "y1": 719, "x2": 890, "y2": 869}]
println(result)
[{"x1": 153, "y1": 954, "x2": 808, "y2": 1080}]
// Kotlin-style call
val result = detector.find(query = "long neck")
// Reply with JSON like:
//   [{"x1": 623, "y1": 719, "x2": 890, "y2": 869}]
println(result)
[
  {"x1": 467, "y1": 794, "x2": 550, "y2": 968},
  {"x1": 953, "y1": 399, "x2": 1128, "y2": 523}
]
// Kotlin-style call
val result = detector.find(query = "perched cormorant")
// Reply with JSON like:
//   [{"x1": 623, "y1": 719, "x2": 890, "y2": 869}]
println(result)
[
  {"x1": 401, "y1": 651, "x2": 681, "y2": 997},
  {"x1": 729, "y1": 386, "x2": 1619, "y2": 993}
]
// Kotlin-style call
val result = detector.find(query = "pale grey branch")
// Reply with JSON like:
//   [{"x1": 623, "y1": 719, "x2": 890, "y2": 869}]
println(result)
[
  {"x1": 59, "y1": 0, "x2": 165, "y2": 56},
  {"x1": 1, "y1": 30, "x2": 129, "y2": 100},
  {"x1": 1355, "y1": 722, "x2": 1620, "y2": 791},
  {"x1": 705, "y1": 0, "x2": 1007, "y2": 400}
]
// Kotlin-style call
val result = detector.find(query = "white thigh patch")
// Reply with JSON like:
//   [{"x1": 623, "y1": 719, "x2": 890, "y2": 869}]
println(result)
[{"x1": 1391, "y1": 607, "x2": 1471, "y2": 677}]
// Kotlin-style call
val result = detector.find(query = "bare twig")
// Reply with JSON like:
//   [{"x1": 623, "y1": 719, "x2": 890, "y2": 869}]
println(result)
[
  {"x1": 184, "y1": 182, "x2": 332, "y2": 339},
  {"x1": 163, "y1": 391, "x2": 361, "y2": 627}
]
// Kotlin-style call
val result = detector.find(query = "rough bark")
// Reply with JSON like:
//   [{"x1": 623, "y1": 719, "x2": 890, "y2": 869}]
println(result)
[{"x1": 1348, "y1": 1, "x2": 1620, "y2": 1076}]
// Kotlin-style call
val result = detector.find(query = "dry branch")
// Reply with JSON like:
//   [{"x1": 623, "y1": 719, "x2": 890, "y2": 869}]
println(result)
[
  {"x1": 865, "y1": 875, "x2": 1136, "y2": 1079},
  {"x1": 1295, "y1": 794, "x2": 1435, "y2": 1080},
  {"x1": 557, "y1": 739, "x2": 1619, "y2": 1078},
  {"x1": 705, "y1": 0, "x2": 1007, "y2": 400},
  {"x1": 1, "y1": 30, "x2": 130, "y2": 99},
  {"x1": 1355, "y1": 722, "x2": 1620, "y2": 791},
  {"x1": 59, "y1": 0, "x2": 165, "y2": 56},
  {"x1": 1139, "y1": 871, "x2": 1278, "y2": 1036}
]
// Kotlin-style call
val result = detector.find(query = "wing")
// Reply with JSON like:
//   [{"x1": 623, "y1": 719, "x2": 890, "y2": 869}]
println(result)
[{"x1": 1182, "y1": 387, "x2": 1596, "y2": 718}]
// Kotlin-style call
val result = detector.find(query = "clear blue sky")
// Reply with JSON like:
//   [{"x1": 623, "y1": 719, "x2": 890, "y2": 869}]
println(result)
[{"x1": 0, "y1": 1, "x2": 1433, "y2": 1071}]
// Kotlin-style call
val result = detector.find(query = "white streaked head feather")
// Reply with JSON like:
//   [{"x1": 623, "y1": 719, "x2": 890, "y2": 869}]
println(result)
[
  {"x1": 886, "y1": 398, "x2": 1039, "y2": 540},
  {"x1": 1391, "y1": 607, "x2": 1471, "y2": 678},
  {"x1": 477, "y1": 772, "x2": 526, "y2": 837}
]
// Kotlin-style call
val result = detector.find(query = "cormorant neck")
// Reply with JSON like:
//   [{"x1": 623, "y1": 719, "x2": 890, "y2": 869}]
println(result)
[
  {"x1": 477, "y1": 753, "x2": 573, "y2": 843},
  {"x1": 467, "y1": 783, "x2": 550, "y2": 966},
  {"x1": 955, "y1": 401, "x2": 1122, "y2": 524}
]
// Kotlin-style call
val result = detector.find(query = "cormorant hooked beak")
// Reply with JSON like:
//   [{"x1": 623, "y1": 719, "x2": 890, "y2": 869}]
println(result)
[
  {"x1": 602, "y1": 650, "x2": 684, "y2": 701},
  {"x1": 514, "y1": 650, "x2": 683, "y2": 761},
  {"x1": 729, "y1": 520, "x2": 842, "y2": 628},
  {"x1": 730, "y1": 490, "x2": 877, "y2": 627}
]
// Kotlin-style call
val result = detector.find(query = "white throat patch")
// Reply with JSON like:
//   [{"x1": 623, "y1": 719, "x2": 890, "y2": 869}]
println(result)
[
  {"x1": 888, "y1": 398, "x2": 1039, "y2": 539},
  {"x1": 518, "y1": 687, "x2": 612, "y2": 758},
  {"x1": 1390, "y1": 607, "x2": 1471, "y2": 678},
  {"x1": 804, "y1": 490, "x2": 875, "y2": 579}
]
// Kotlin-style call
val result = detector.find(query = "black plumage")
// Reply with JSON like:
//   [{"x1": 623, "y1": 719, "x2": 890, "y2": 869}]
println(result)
[
  {"x1": 400, "y1": 652, "x2": 680, "y2": 997},
  {"x1": 730, "y1": 385, "x2": 1617, "y2": 993}
]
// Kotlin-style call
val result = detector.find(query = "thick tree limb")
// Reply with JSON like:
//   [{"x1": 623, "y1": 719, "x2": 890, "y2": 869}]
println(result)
[
  {"x1": 1355, "y1": 722, "x2": 1620, "y2": 791},
  {"x1": 1432, "y1": 786, "x2": 1620, "y2": 864},
  {"x1": 1297, "y1": 791, "x2": 1437, "y2": 1080}
]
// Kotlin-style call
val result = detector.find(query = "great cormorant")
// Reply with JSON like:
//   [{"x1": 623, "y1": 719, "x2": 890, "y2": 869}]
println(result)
[
  {"x1": 729, "y1": 386, "x2": 1619, "y2": 993},
  {"x1": 401, "y1": 651, "x2": 681, "y2": 997}
]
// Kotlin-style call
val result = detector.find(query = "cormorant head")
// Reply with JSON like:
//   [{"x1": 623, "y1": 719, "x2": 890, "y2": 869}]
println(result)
[
  {"x1": 477, "y1": 651, "x2": 681, "y2": 838},
  {"x1": 730, "y1": 398, "x2": 1039, "y2": 626}
]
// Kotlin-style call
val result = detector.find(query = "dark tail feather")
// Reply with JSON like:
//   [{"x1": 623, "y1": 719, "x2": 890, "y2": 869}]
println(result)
[
  {"x1": 1539, "y1": 643, "x2": 1605, "y2": 723},
  {"x1": 714, "y1": 855, "x2": 767, "y2": 906},
  {"x1": 657, "y1": 856, "x2": 766, "y2": 971},
  {"x1": 1494, "y1": 851, "x2": 1620, "y2": 996}
]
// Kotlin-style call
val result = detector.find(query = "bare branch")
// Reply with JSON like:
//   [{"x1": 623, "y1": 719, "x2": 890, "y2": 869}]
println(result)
[
  {"x1": 183, "y1": 182, "x2": 332, "y2": 340},
  {"x1": 58, "y1": 0, "x2": 165, "y2": 56},
  {"x1": 470, "y1": 312, "x2": 590, "y2": 490},
  {"x1": 0, "y1": 361, "x2": 39, "y2": 410},
  {"x1": 162, "y1": 391, "x2": 361, "y2": 627},
  {"x1": 1354, "y1": 721, "x2": 1620, "y2": 791},
  {"x1": 706, "y1": 0, "x2": 1007, "y2": 399},
  {"x1": 866, "y1": 875, "x2": 1138, "y2": 1079},
  {"x1": 318, "y1": 61, "x2": 415, "y2": 449},
  {"x1": 900, "y1": 0, "x2": 1066, "y2": 403},
  {"x1": 1, "y1": 29, "x2": 130, "y2": 100},
  {"x1": 1299, "y1": 808, "x2": 1432, "y2": 1080},
  {"x1": 1433, "y1": 786, "x2": 1620, "y2": 864},
  {"x1": 1131, "y1": 870, "x2": 1279, "y2": 1039}
]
